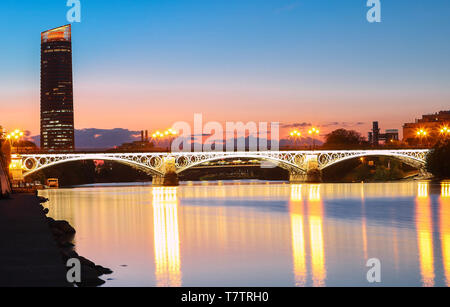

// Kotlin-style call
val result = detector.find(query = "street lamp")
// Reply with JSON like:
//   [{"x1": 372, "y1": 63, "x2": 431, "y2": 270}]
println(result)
[
  {"x1": 289, "y1": 130, "x2": 302, "y2": 149},
  {"x1": 152, "y1": 129, "x2": 179, "y2": 151},
  {"x1": 440, "y1": 126, "x2": 450, "y2": 138},
  {"x1": 416, "y1": 129, "x2": 428, "y2": 147},
  {"x1": 6, "y1": 129, "x2": 24, "y2": 153},
  {"x1": 308, "y1": 127, "x2": 320, "y2": 150},
  {"x1": 165, "y1": 128, "x2": 178, "y2": 151}
]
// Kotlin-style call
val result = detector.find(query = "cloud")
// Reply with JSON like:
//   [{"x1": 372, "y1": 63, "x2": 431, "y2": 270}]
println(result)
[
  {"x1": 32, "y1": 128, "x2": 141, "y2": 149},
  {"x1": 281, "y1": 122, "x2": 312, "y2": 129},
  {"x1": 321, "y1": 122, "x2": 366, "y2": 128}
]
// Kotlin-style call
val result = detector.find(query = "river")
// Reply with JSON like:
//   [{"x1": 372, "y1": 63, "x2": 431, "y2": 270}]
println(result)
[{"x1": 39, "y1": 180, "x2": 450, "y2": 287}]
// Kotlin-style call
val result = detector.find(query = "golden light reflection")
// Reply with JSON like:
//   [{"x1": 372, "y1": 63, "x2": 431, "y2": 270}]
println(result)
[
  {"x1": 418, "y1": 182, "x2": 429, "y2": 198},
  {"x1": 308, "y1": 185, "x2": 326, "y2": 287},
  {"x1": 152, "y1": 187, "x2": 182, "y2": 287},
  {"x1": 416, "y1": 182, "x2": 435, "y2": 287},
  {"x1": 440, "y1": 182, "x2": 450, "y2": 286},
  {"x1": 308, "y1": 184, "x2": 321, "y2": 202},
  {"x1": 360, "y1": 184, "x2": 368, "y2": 260},
  {"x1": 442, "y1": 182, "x2": 450, "y2": 199},
  {"x1": 289, "y1": 185, "x2": 307, "y2": 286},
  {"x1": 290, "y1": 184, "x2": 302, "y2": 202}
]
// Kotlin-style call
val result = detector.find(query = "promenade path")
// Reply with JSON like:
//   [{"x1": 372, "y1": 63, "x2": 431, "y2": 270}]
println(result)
[{"x1": 0, "y1": 194, "x2": 70, "y2": 287}]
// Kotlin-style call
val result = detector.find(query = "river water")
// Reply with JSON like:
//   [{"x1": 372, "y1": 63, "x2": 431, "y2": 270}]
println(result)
[{"x1": 39, "y1": 180, "x2": 450, "y2": 287}]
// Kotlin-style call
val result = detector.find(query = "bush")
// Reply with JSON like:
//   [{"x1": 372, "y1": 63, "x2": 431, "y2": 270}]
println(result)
[{"x1": 426, "y1": 140, "x2": 450, "y2": 179}]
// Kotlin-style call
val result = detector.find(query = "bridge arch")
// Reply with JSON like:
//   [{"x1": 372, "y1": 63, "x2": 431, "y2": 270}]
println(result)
[
  {"x1": 317, "y1": 150, "x2": 428, "y2": 171},
  {"x1": 20, "y1": 154, "x2": 165, "y2": 178},
  {"x1": 172, "y1": 152, "x2": 307, "y2": 174}
]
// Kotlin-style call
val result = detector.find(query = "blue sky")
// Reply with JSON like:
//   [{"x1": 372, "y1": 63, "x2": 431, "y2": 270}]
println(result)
[{"x1": 1, "y1": 0, "x2": 450, "y2": 137}]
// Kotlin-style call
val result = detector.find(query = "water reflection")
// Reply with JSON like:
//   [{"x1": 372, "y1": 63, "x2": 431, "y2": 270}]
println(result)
[
  {"x1": 289, "y1": 185, "x2": 326, "y2": 287},
  {"x1": 152, "y1": 187, "x2": 182, "y2": 287},
  {"x1": 360, "y1": 184, "x2": 369, "y2": 261},
  {"x1": 308, "y1": 185, "x2": 326, "y2": 287},
  {"x1": 38, "y1": 181, "x2": 450, "y2": 287},
  {"x1": 441, "y1": 182, "x2": 450, "y2": 286},
  {"x1": 289, "y1": 185, "x2": 307, "y2": 286},
  {"x1": 416, "y1": 182, "x2": 435, "y2": 287}
]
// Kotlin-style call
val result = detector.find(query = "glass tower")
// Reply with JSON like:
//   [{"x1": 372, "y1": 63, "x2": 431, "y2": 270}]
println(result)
[{"x1": 40, "y1": 25, "x2": 75, "y2": 152}]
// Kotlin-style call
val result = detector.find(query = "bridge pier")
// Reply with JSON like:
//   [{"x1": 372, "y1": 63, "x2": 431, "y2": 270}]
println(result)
[
  {"x1": 289, "y1": 154, "x2": 322, "y2": 183},
  {"x1": 305, "y1": 154, "x2": 322, "y2": 183},
  {"x1": 152, "y1": 174, "x2": 179, "y2": 187},
  {"x1": 289, "y1": 171, "x2": 307, "y2": 183},
  {"x1": 418, "y1": 167, "x2": 433, "y2": 180},
  {"x1": 9, "y1": 155, "x2": 25, "y2": 183},
  {"x1": 153, "y1": 157, "x2": 179, "y2": 187}
]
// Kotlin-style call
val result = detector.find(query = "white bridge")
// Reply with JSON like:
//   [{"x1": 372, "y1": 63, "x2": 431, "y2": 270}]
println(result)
[{"x1": 14, "y1": 149, "x2": 429, "y2": 185}]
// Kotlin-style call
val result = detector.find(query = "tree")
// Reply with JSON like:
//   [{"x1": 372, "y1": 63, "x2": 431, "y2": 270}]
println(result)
[
  {"x1": 426, "y1": 139, "x2": 450, "y2": 179},
  {"x1": 323, "y1": 129, "x2": 366, "y2": 149}
]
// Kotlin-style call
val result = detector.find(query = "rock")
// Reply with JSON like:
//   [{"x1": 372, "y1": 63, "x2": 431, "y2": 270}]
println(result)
[
  {"x1": 61, "y1": 249, "x2": 79, "y2": 261},
  {"x1": 37, "y1": 196, "x2": 49, "y2": 203},
  {"x1": 51, "y1": 220, "x2": 76, "y2": 234},
  {"x1": 95, "y1": 265, "x2": 113, "y2": 276},
  {"x1": 51, "y1": 227, "x2": 64, "y2": 237},
  {"x1": 78, "y1": 256, "x2": 96, "y2": 268},
  {"x1": 58, "y1": 241, "x2": 75, "y2": 248},
  {"x1": 75, "y1": 265, "x2": 106, "y2": 287}
]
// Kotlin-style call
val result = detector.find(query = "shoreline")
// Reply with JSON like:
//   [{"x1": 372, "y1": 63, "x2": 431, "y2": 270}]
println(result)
[
  {"x1": 0, "y1": 193, "x2": 70, "y2": 287},
  {"x1": 38, "y1": 194, "x2": 113, "y2": 287},
  {"x1": 0, "y1": 192, "x2": 112, "y2": 287}
]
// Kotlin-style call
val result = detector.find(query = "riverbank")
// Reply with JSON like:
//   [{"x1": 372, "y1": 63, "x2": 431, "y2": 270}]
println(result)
[
  {"x1": 0, "y1": 193, "x2": 113, "y2": 287},
  {"x1": 0, "y1": 193, "x2": 70, "y2": 286}
]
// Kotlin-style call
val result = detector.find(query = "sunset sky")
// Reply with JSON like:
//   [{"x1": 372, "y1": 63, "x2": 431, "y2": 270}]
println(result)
[{"x1": 1, "y1": 0, "x2": 450, "y2": 140}]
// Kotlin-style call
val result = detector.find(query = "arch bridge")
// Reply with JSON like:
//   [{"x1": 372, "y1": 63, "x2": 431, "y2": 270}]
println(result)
[{"x1": 12, "y1": 149, "x2": 429, "y2": 185}]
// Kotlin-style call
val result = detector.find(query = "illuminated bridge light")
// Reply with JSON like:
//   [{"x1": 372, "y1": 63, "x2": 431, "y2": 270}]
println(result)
[{"x1": 152, "y1": 187, "x2": 182, "y2": 287}]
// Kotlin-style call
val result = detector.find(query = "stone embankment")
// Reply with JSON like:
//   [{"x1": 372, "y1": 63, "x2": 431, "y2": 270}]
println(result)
[
  {"x1": 0, "y1": 192, "x2": 112, "y2": 287},
  {"x1": 38, "y1": 196, "x2": 113, "y2": 287}
]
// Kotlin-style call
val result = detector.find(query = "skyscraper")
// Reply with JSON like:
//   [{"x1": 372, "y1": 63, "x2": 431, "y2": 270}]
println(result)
[{"x1": 40, "y1": 25, "x2": 75, "y2": 152}]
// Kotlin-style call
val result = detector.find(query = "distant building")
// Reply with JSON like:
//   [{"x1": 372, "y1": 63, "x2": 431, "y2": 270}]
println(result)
[
  {"x1": 403, "y1": 111, "x2": 450, "y2": 144},
  {"x1": 40, "y1": 25, "x2": 75, "y2": 152},
  {"x1": 112, "y1": 130, "x2": 155, "y2": 152},
  {"x1": 368, "y1": 122, "x2": 399, "y2": 146}
]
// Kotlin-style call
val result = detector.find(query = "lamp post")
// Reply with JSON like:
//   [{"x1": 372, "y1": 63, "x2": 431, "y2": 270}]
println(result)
[
  {"x1": 6, "y1": 129, "x2": 24, "y2": 154},
  {"x1": 440, "y1": 126, "x2": 450, "y2": 139},
  {"x1": 166, "y1": 128, "x2": 178, "y2": 152},
  {"x1": 289, "y1": 130, "x2": 302, "y2": 149},
  {"x1": 152, "y1": 129, "x2": 179, "y2": 152},
  {"x1": 308, "y1": 127, "x2": 320, "y2": 150},
  {"x1": 152, "y1": 131, "x2": 164, "y2": 149},
  {"x1": 416, "y1": 129, "x2": 427, "y2": 147}
]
